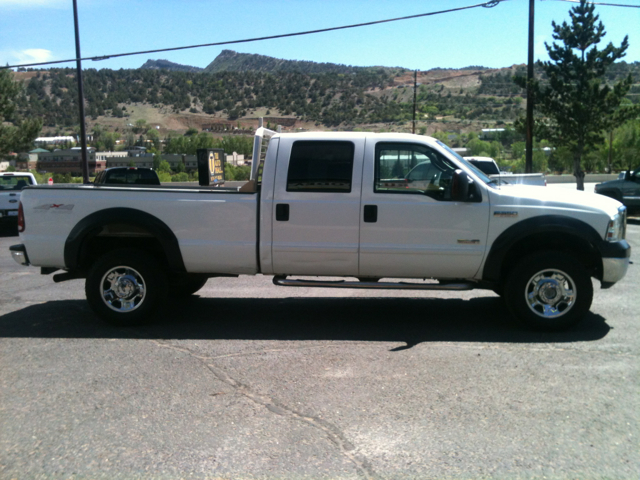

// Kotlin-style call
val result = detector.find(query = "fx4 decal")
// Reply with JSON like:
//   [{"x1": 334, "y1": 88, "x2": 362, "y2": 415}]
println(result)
[{"x1": 34, "y1": 204, "x2": 75, "y2": 211}]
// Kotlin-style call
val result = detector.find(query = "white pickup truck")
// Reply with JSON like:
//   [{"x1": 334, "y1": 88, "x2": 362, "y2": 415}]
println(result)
[
  {"x1": 464, "y1": 156, "x2": 546, "y2": 186},
  {"x1": 0, "y1": 172, "x2": 37, "y2": 222},
  {"x1": 10, "y1": 128, "x2": 630, "y2": 330}
]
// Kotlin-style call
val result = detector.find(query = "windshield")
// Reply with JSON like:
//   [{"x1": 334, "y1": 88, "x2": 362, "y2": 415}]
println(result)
[{"x1": 435, "y1": 140, "x2": 496, "y2": 188}]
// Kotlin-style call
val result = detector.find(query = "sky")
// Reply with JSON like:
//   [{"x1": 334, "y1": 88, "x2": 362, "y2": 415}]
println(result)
[{"x1": 1, "y1": 0, "x2": 639, "y2": 72}]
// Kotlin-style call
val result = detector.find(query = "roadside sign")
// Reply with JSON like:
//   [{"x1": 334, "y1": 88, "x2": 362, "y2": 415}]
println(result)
[{"x1": 197, "y1": 148, "x2": 225, "y2": 186}]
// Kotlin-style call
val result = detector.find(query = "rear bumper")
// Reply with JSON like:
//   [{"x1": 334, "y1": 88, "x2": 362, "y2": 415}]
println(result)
[
  {"x1": 0, "y1": 209, "x2": 19, "y2": 220},
  {"x1": 9, "y1": 244, "x2": 30, "y2": 266}
]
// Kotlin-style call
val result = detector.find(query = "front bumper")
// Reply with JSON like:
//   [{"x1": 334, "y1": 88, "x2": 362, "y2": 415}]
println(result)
[
  {"x1": 600, "y1": 240, "x2": 631, "y2": 288},
  {"x1": 602, "y1": 257, "x2": 630, "y2": 285},
  {"x1": 10, "y1": 244, "x2": 30, "y2": 266}
]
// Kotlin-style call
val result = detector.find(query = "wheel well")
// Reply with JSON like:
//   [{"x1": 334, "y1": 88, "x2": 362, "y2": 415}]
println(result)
[
  {"x1": 64, "y1": 208, "x2": 186, "y2": 274},
  {"x1": 77, "y1": 223, "x2": 170, "y2": 273},
  {"x1": 497, "y1": 233, "x2": 602, "y2": 285}
]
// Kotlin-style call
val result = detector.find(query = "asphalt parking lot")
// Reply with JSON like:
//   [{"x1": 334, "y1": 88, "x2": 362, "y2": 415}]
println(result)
[{"x1": 0, "y1": 203, "x2": 638, "y2": 479}]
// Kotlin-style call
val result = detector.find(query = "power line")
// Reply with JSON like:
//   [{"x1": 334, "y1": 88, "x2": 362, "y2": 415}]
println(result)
[{"x1": 1, "y1": 0, "x2": 505, "y2": 71}]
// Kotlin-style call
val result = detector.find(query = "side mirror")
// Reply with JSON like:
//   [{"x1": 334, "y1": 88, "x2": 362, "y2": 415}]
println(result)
[
  {"x1": 624, "y1": 170, "x2": 631, "y2": 181},
  {"x1": 451, "y1": 169, "x2": 482, "y2": 202},
  {"x1": 451, "y1": 169, "x2": 470, "y2": 201}
]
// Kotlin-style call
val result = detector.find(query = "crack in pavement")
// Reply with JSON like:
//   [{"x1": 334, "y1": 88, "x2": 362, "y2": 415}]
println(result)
[{"x1": 152, "y1": 340, "x2": 378, "y2": 480}]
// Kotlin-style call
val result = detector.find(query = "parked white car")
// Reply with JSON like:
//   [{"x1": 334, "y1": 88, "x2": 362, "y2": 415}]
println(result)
[
  {"x1": 0, "y1": 172, "x2": 37, "y2": 222},
  {"x1": 464, "y1": 156, "x2": 546, "y2": 186}
]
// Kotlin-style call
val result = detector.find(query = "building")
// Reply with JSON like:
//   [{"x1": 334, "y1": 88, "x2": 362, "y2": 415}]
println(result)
[
  {"x1": 96, "y1": 151, "x2": 128, "y2": 162},
  {"x1": 226, "y1": 152, "x2": 245, "y2": 166},
  {"x1": 36, "y1": 148, "x2": 110, "y2": 175},
  {"x1": 34, "y1": 136, "x2": 76, "y2": 146},
  {"x1": 106, "y1": 155, "x2": 156, "y2": 169},
  {"x1": 480, "y1": 128, "x2": 505, "y2": 140}
]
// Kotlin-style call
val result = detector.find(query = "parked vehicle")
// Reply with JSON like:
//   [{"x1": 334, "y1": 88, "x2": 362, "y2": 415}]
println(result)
[
  {"x1": 595, "y1": 168, "x2": 640, "y2": 212},
  {"x1": 464, "y1": 157, "x2": 546, "y2": 186},
  {"x1": 10, "y1": 128, "x2": 630, "y2": 331},
  {"x1": 94, "y1": 167, "x2": 161, "y2": 185},
  {"x1": 0, "y1": 172, "x2": 37, "y2": 222}
]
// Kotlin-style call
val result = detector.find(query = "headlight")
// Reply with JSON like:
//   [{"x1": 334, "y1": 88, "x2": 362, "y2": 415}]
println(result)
[{"x1": 606, "y1": 206, "x2": 627, "y2": 242}]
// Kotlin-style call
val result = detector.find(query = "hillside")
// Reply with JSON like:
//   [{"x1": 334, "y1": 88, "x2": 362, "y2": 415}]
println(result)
[
  {"x1": 203, "y1": 49, "x2": 400, "y2": 75},
  {"x1": 11, "y1": 53, "x2": 639, "y2": 136}
]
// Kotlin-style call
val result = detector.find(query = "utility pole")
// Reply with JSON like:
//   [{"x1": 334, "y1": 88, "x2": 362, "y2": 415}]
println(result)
[
  {"x1": 73, "y1": 0, "x2": 90, "y2": 184},
  {"x1": 412, "y1": 70, "x2": 418, "y2": 134},
  {"x1": 525, "y1": 0, "x2": 535, "y2": 173}
]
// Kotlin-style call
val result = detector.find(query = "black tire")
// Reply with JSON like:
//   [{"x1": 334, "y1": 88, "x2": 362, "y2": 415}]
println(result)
[
  {"x1": 171, "y1": 274, "x2": 209, "y2": 297},
  {"x1": 85, "y1": 249, "x2": 168, "y2": 327},
  {"x1": 504, "y1": 251, "x2": 593, "y2": 331}
]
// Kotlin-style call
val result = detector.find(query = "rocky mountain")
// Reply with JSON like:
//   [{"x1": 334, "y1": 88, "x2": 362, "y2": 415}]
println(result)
[
  {"x1": 140, "y1": 59, "x2": 203, "y2": 73},
  {"x1": 203, "y1": 49, "x2": 400, "y2": 75}
]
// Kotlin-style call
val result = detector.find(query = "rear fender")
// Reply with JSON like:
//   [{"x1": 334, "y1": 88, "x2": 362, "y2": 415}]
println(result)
[{"x1": 64, "y1": 207, "x2": 186, "y2": 272}]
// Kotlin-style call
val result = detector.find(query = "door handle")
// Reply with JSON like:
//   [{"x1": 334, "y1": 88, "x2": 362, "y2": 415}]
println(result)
[
  {"x1": 275, "y1": 203, "x2": 290, "y2": 221},
  {"x1": 363, "y1": 205, "x2": 377, "y2": 223}
]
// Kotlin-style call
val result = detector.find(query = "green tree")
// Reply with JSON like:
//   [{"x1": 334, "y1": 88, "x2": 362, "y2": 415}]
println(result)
[
  {"x1": 0, "y1": 69, "x2": 42, "y2": 156},
  {"x1": 612, "y1": 119, "x2": 640, "y2": 171},
  {"x1": 515, "y1": 0, "x2": 639, "y2": 190},
  {"x1": 134, "y1": 119, "x2": 147, "y2": 134},
  {"x1": 174, "y1": 160, "x2": 186, "y2": 174},
  {"x1": 157, "y1": 160, "x2": 172, "y2": 173}
]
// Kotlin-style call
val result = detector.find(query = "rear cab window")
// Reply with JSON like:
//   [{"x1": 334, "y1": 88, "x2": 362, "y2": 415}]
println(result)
[
  {"x1": 0, "y1": 175, "x2": 34, "y2": 190},
  {"x1": 101, "y1": 169, "x2": 160, "y2": 185}
]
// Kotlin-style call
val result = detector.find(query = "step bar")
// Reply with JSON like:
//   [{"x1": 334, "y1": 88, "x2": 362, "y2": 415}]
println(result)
[{"x1": 272, "y1": 275, "x2": 475, "y2": 291}]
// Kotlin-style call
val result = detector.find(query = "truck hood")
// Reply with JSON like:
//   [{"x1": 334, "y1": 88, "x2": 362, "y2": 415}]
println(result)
[{"x1": 492, "y1": 184, "x2": 622, "y2": 217}]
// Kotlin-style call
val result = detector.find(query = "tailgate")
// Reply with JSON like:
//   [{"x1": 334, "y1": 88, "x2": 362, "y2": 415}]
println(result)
[{"x1": 0, "y1": 190, "x2": 21, "y2": 216}]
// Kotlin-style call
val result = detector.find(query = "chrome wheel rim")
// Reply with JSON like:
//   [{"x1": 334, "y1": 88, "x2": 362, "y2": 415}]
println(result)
[
  {"x1": 100, "y1": 266, "x2": 146, "y2": 313},
  {"x1": 525, "y1": 268, "x2": 576, "y2": 319}
]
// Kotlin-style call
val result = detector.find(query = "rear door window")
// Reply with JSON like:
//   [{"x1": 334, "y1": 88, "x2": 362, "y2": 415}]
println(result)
[{"x1": 286, "y1": 141, "x2": 355, "y2": 193}]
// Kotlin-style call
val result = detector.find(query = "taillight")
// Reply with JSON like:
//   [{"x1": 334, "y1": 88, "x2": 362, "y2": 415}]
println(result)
[{"x1": 18, "y1": 202, "x2": 25, "y2": 232}]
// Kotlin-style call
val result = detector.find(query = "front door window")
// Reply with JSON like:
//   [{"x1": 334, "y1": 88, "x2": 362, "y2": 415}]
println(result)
[{"x1": 375, "y1": 143, "x2": 457, "y2": 200}]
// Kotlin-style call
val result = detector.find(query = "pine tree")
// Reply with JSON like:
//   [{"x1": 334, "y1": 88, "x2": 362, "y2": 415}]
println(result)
[
  {"x1": 516, "y1": 0, "x2": 639, "y2": 190},
  {"x1": 0, "y1": 69, "x2": 42, "y2": 155}
]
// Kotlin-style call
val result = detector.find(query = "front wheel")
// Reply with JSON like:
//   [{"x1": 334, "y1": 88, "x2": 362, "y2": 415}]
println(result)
[
  {"x1": 85, "y1": 249, "x2": 168, "y2": 326},
  {"x1": 504, "y1": 252, "x2": 593, "y2": 331}
]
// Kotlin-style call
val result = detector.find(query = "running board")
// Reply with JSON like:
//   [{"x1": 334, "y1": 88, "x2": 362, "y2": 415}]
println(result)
[{"x1": 272, "y1": 275, "x2": 475, "y2": 291}]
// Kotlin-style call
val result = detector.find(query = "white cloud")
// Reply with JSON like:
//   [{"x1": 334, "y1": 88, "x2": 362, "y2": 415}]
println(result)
[{"x1": 14, "y1": 49, "x2": 54, "y2": 64}]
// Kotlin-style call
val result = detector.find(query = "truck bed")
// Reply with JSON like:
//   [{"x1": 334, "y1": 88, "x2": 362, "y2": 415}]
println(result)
[{"x1": 19, "y1": 184, "x2": 259, "y2": 274}]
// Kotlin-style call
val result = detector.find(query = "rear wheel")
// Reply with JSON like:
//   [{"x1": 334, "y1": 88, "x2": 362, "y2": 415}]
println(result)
[
  {"x1": 504, "y1": 252, "x2": 593, "y2": 331},
  {"x1": 85, "y1": 249, "x2": 167, "y2": 326}
]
